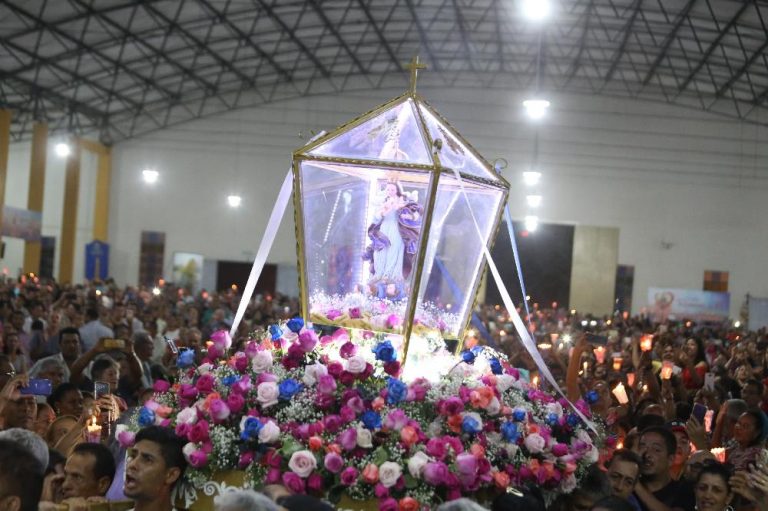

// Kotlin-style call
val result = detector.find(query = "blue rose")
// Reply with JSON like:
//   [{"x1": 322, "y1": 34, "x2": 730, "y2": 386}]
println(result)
[
  {"x1": 567, "y1": 414, "x2": 580, "y2": 427},
  {"x1": 286, "y1": 317, "x2": 304, "y2": 333},
  {"x1": 461, "y1": 415, "x2": 482, "y2": 435},
  {"x1": 461, "y1": 346, "x2": 483, "y2": 364},
  {"x1": 221, "y1": 375, "x2": 238, "y2": 387},
  {"x1": 240, "y1": 417, "x2": 263, "y2": 441},
  {"x1": 512, "y1": 408, "x2": 527, "y2": 422},
  {"x1": 138, "y1": 407, "x2": 156, "y2": 427},
  {"x1": 586, "y1": 390, "x2": 599, "y2": 404},
  {"x1": 489, "y1": 358, "x2": 503, "y2": 375},
  {"x1": 372, "y1": 340, "x2": 397, "y2": 363},
  {"x1": 361, "y1": 410, "x2": 382, "y2": 430},
  {"x1": 546, "y1": 413, "x2": 559, "y2": 426},
  {"x1": 176, "y1": 349, "x2": 195, "y2": 368},
  {"x1": 269, "y1": 324, "x2": 284, "y2": 341},
  {"x1": 386, "y1": 378, "x2": 408, "y2": 405},
  {"x1": 500, "y1": 421, "x2": 519, "y2": 442},
  {"x1": 279, "y1": 379, "x2": 302, "y2": 400}
]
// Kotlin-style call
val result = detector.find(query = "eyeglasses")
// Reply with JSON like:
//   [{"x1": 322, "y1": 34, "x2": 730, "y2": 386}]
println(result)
[{"x1": 688, "y1": 459, "x2": 721, "y2": 471}]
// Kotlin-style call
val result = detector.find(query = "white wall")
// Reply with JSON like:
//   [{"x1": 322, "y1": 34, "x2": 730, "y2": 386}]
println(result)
[{"x1": 7, "y1": 87, "x2": 767, "y2": 316}]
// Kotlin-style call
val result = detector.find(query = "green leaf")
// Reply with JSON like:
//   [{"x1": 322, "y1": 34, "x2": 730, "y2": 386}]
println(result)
[
  {"x1": 372, "y1": 446, "x2": 388, "y2": 466},
  {"x1": 278, "y1": 437, "x2": 302, "y2": 458},
  {"x1": 404, "y1": 473, "x2": 418, "y2": 489}
]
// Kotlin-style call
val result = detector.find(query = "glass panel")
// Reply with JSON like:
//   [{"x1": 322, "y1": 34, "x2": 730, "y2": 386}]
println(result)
[
  {"x1": 309, "y1": 99, "x2": 432, "y2": 165},
  {"x1": 298, "y1": 161, "x2": 432, "y2": 335},
  {"x1": 418, "y1": 104, "x2": 498, "y2": 181},
  {"x1": 415, "y1": 174, "x2": 505, "y2": 339}
]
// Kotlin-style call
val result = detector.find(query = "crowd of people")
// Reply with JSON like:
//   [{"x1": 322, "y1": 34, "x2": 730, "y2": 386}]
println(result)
[{"x1": 1, "y1": 276, "x2": 768, "y2": 511}]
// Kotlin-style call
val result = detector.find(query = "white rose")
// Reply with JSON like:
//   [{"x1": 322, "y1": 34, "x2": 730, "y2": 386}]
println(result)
[
  {"x1": 427, "y1": 420, "x2": 443, "y2": 438},
  {"x1": 258, "y1": 420, "x2": 281, "y2": 444},
  {"x1": 379, "y1": 461, "x2": 403, "y2": 488},
  {"x1": 524, "y1": 433, "x2": 546, "y2": 454},
  {"x1": 303, "y1": 363, "x2": 328, "y2": 386},
  {"x1": 545, "y1": 402, "x2": 564, "y2": 418},
  {"x1": 356, "y1": 425, "x2": 373, "y2": 448},
  {"x1": 560, "y1": 473, "x2": 577, "y2": 493},
  {"x1": 197, "y1": 363, "x2": 213, "y2": 375},
  {"x1": 252, "y1": 350, "x2": 273, "y2": 373},
  {"x1": 182, "y1": 442, "x2": 198, "y2": 461},
  {"x1": 584, "y1": 445, "x2": 599, "y2": 464},
  {"x1": 407, "y1": 451, "x2": 432, "y2": 479},
  {"x1": 288, "y1": 450, "x2": 317, "y2": 478},
  {"x1": 177, "y1": 407, "x2": 198, "y2": 425},
  {"x1": 347, "y1": 355, "x2": 367, "y2": 374},
  {"x1": 486, "y1": 397, "x2": 501, "y2": 416},
  {"x1": 506, "y1": 444, "x2": 519, "y2": 458},
  {"x1": 256, "y1": 381, "x2": 279, "y2": 408},
  {"x1": 495, "y1": 374, "x2": 516, "y2": 392}
]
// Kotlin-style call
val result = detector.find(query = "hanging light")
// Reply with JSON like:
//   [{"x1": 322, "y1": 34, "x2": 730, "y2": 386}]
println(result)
[
  {"x1": 55, "y1": 142, "x2": 71, "y2": 158},
  {"x1": 142, "y1": 169, "x2": 159, "y2": 184},
  {"x1": 522, "y1": 171, "x2": 541, "y2": 186},
  {"x1": 526, "y1": 195, "x2": 542, "y2": 207},
  {"x1": 227, "y1": 195, "x2": 242, "y2": 208},
  {"x1": 520, "y1": 0, "x2": 552, "y2": 21},
  {"x1": 523, "y1": 99, "x2": 551, "y2": 120},
  {"x1": 524, "y1": 215, "x2": 539, "y2": 232}
]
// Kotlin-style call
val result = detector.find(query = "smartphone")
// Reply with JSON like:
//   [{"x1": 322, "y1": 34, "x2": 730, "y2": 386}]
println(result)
[
  {"x1": 585, "y1": 333, "x2": 609, "y2": 346},
  {"x1": 94, "y1": 381, "x2": 111, "y2": 399},
  {"x1": 19, "y1": 378, "x2": 52, "y2": 396},
  {"x1": 164, "y1": 336, "x2": 179, "y2": 354},
  {"x1": 704, "y1": 372, "x2": 715, "y2": 391},
  {"x1": 103, "y1": 338, "x2": 125, "y2": 349},
  {"x1": 691, "y1": 403, "x2": 707, "y2": 424}
]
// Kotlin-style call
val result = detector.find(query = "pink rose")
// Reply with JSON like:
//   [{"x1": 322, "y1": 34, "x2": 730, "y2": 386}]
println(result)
[
  {"x1": 317, "y1": 375, "x2": 337, "y2": 395},
  {"x1": 524, "y1": 433, "x2": 546, "y2": 454},
  {"x1": 455, "y1": 453, "x2": 478, "y2": 484},
  {"x1": 340, "y1": 467, "x2": 358, "y2": 486},
  {"x1": 188, "y1": 450, "x2": 208, "y2": 468},
  {"x1": 339, "y1": 342, "x2": 357, "y2": 359},
  {"x1": 307, "y1": 473, "x2": 323, "y2": 492},
  {"x1": 346, "y1": 355, "x2": 367, "y2": 374},
  {"x1": 298, "y1": 330, "x2": 319, "y2": 352},
  {"x1": 153, "y1": 380, "x2": 170, "y2": 393},
  {"x1": 324, "y1": 452, "x2": 344, "y2": 473},
  {"x1": 116, "y1": 428, "x2": 136, "y2": 448},
  {"x1": 252, "y1": 350, "x2": 273, "y2": 373},
  {"x1": 552, "y1": 443, "x2": 569, "y2": 457},
  {"x1": 424, "y1": 462, "x2": 449, "y2": 486},
  {"x1": 265, "y1": 467, "x2": 281, "y2": 484},
  {"x1": 210, "y1": 330, "x2": 232, "y2": 350},
  {"x1": 188, "y1": 420, "x2": 210, "y2": 443},
  {"x1": 349, "y1": 307, "x2": 361, "y2": 319},
  {"x1": 179, "y1": 384, "x2": 198, "y2": 400},
  {"x1": 195, "y1": 373, "x2": 215, "y2": 393},
  {"x1": 379, "y1": 498, "x2": 398, "y2": 511},
  {"x1": 338, "y1": 428, "x2": 357, "y2": 451},
  {"x1": 227, "y1": 393, "x2": 245, "y2": 414},
  {"x1": 208, "y1": 399, "x2": 230, "y2": 422},
  {"x1": 288, "y1": 450, "x2": 318, "y2": 478},
  {"x1": 282, "y1": 472, "x2": 306, "y2": 493},
  {"x1": 231, "y1": 376, "x2": 252, "y2": 395}
]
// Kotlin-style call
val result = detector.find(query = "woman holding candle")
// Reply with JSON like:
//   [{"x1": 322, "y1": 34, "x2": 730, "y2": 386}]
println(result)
[
  {"x1": 680, "y1": 337, "x2": 708, "y2": 390},
  {"x1": 727, "y1": 409, "x2": 768, "y2": 471}
]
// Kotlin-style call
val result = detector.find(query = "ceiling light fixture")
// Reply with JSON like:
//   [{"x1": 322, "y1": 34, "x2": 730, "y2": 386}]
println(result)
[
  {"x1": 522, "y1": 99, "x2": 551, "y2": 120},
  {"x1": 521, "y1": 0, "x2": 552, "y2": 22},
  {"x1": 526, "y1": 194, "x2": 542, "y2": 207},
  {"x1": 524, "y1": 215, "x2": 539, "y2": 232},
  {"x1": 522, "y1": 171, "x2": 541, "y2": 186},
  {"x1": 142, "y1": 169, "x2": 159, "y2": 184},
  {"x1": 55, "y1": 142, "x2": 71, "y2": 158},
  {"x1": 227, "y1": 195, "x2": 242, "y2": 208}
]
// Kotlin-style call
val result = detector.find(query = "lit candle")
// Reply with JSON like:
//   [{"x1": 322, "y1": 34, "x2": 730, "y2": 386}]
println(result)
[
  {"x1": 85, "y1": 414, "x2": 101, "y2": 443},
  {"x1": 612, "y1": 383, "x2": 629, "y2": 404},
  {"x1": 711, "y1": 447, "x2": 726, "y2": 463},
  {"x1": 640, "y1": 335, "x2": 653, "y2": 352},
  {"x1": 593, "y1": 346, "x2": 606, "y2": 364},
  {"x1": 612, "y1": 355, "x2": 623, "y2": 371},
  {"x1": 661, "y1": 361, "x2": 673, "y2": 380},
  {"x1": 627, "y1": 373, "x2": 635, "y2": 387},
  {"x1": 532, "y1": 375, "x2": 539, "y2": 388},
  {"x1": 583, "y1": 361, "x2": 589, "y2": 374},
  {"x1": 705, "y1": 410, "x2": 714, "y2": 433}
]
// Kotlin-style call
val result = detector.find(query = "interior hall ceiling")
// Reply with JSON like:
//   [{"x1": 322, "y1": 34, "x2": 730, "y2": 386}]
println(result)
[{"x1": 2, "y1": 0, "x2": 768, "y2": 144}]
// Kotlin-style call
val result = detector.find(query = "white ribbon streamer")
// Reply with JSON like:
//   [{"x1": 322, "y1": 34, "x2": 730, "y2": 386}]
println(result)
[
  {"x1": 448, "y1": 168, "x2": 598, "y2": 433},
  {"x1": 229, "y1": 170, "x2": 294, "y2": 337}
]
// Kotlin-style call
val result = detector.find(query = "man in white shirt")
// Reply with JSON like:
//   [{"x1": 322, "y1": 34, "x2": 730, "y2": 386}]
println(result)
[{"x1": 79, "y1": 307, "x2": 114, "y2": 352}]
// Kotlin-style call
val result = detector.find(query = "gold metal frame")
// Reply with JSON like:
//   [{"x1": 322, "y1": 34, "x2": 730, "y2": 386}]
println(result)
[{"x1": 291, "y1": 61, "x2": 510, "y2": 363}]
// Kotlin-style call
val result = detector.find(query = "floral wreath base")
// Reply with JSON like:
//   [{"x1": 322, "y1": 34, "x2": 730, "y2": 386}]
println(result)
[{"x1": 124, "y1": 321, "x2": 607, "y2": 511}]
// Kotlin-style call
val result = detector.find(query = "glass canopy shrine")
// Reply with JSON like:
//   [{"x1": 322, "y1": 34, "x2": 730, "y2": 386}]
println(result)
[{"x1": 292, "y1": 58, "x2": 510, "y2": 361}]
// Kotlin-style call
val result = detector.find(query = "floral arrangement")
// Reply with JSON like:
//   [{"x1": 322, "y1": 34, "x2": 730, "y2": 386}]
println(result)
[{"x1": 122, "y1": 320, "x2": 605, "y2": 509}]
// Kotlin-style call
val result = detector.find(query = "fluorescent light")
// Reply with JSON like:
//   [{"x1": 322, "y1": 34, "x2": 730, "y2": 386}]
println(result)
[
  {"x1": 524, "y1": 215, "x2": 539, "y2": 232},
  {"x1": 227, "y1": 195, "x2": 242, "y2": 208},
  {"x1": 523, "y1": 171, "x2": 541, "y2": 186},
  {"x1": 526, "y1": 194, "x2": 542, "y2": 207},
  {"x1": 522, "y1": 99, "x2": 551, "y2": 120},
  {"x1": 55, "y1": 143, "x2": 71, "y2": 158},
  {"x1": 521, "y1": 0, "x2": 552, "y2": 21},
  {"x1": 142, "y1": 169, "x2": 159, "y2": 184}
]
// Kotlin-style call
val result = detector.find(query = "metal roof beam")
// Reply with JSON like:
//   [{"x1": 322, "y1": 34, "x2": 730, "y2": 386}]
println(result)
[
  {"x1": 356, "y1": 0, "x2": 403, "y2": 72},
  {"x1": 404, "y1": 0, "x2": 441, "y2": 72},
  {"x1": 641, "y1": 0, "x2": 697, "y2": 87},
  {"x1": 677, "y1": 0, "x2": 754, "y2": 94},
  {"x1": 714, "y1": 38, "x2": 768, "y2": 98},
  {"x1": 308, "y1": 0, "x2": 367, "y2": 74},
  {"x1": 254, "y1": 0, "x2": 331, "y2": 77},
  {"x1": 603, "y1": 0, "x2": 643, "y2": 84},
  {"x1": 195, "y1": 0, "x2": 293, "y2": 81},
  {"x1": 0, "y1": 71, "x2": 106, "y2": 122}
]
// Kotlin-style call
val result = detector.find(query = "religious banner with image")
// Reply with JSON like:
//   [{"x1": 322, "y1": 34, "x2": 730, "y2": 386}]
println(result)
[
  {"x1": 648, "y1": 287, "x2": 730, "y2": 322},
  {"x1": 1, "y1": 205, "x2": 42, "y2": 241}
]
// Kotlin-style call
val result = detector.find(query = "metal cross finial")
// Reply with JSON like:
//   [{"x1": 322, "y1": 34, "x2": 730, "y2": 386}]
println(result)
[{"x1": 406, "y1": 56, "x2": 427, "y2": 93}]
